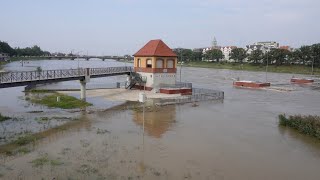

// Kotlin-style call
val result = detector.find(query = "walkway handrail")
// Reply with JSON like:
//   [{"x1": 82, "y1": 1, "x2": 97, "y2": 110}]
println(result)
[{"x1": 0, "y1": 66, "x2": 132, "y2": 84}]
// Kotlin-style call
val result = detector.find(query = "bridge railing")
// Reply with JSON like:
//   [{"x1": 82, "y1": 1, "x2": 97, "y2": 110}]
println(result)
[
  {"x1": 0, "y1": 66, "x2": 132, "y2": 84},
  {"x1": 90, "y1": 66, "x2": 132, "y2": 76},
  {"x1": 0, "y1": 69, "x2": 86, "y2": 83}
]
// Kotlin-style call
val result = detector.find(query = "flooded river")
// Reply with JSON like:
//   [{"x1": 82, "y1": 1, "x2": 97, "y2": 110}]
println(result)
[{"x1": 0, "y1": 59, "x2": 320, "y2": 179}]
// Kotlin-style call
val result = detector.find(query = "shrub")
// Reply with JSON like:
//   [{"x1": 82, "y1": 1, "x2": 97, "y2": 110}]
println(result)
[{"x1": 279, "y1": 114, "x2": 320, "y2": 140}]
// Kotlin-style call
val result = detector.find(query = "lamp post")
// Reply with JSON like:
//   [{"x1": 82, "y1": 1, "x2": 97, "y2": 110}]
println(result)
[
  {"x1": 179, "y1": 49, "x2": 183, "y2": 84},
  {"x1": 75, "y1": 51, "x2": 83, "y2": 69},
  {"x1": 265, "y1": 50, "x2": 269, "y2": 82}
]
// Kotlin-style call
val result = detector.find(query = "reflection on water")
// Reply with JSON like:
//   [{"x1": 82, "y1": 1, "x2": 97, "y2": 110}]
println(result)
[{"x1": 133, "y1": 105, "x2": 176, "y2": 138}]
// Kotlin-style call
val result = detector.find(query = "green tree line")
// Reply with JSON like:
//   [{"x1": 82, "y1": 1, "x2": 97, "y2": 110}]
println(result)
[
  {"x1": 174, "y1": 43, "x2": 320, "y2": 67},
  {"x1": 0, "y1": 41, "x2": 50, "y2": 57}
]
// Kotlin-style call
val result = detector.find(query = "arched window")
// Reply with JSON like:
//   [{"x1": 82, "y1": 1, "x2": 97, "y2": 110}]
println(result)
[
  {"x1": 137, "y1": 59, "x2": 141, "y2": 67},
  {"x1": 146, "y1": 59, "x2": 152, "y2": 68},
  {"x1": 167, "y1": 59, "x2": 174, "y2": 68},
  {"x1": 156, "y1": 59, "x2": 164, "y2": 68}
]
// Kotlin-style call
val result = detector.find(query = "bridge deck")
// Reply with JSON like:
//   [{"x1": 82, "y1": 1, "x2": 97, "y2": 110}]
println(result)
[{"x1": 0, "y1": 66, "x2": 132, "y2": 88}]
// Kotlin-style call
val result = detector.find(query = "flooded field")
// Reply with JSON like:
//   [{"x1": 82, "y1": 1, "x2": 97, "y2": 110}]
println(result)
[{"x1": 1, "y1": 59, "x2": 320, "y2": 179}]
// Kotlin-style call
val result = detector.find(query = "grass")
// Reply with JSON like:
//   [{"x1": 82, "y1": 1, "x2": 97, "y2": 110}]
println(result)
[
  {"x1": 279, "y1": 114, "x2": 320, "y2": 139},
  {"x1": 30, "y1": 155, "x2": 64, "y2": 167},
  {"x1": 17, "y1": 147, "x2": 31, "y2": 154},
  {"x1": 14, "y1": 134, "x2": 37, "y2": 146},
  {"x1": 0, "y1": 113, "x2": 11, "y2": 122},
  {"x1": 28, "y1": 89, "x2": 55, "y2": 93},
  {"x1": 30, "y1": 156, "x2": 49, "y2": 167},
  {"x1": 184, "y1": 62, "x2": 320, "y2": 75},
  {"x1": 31, "y1": 93, "x2": 92, "y2": 109}
]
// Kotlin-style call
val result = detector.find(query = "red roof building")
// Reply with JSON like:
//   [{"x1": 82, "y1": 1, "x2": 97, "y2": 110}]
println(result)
[
  {"x1": 133, "y1": 39, "x2": 178, "y2": 90},
  {"x1": 134, "y1": 39, "x2": 177, "y2": 57}
]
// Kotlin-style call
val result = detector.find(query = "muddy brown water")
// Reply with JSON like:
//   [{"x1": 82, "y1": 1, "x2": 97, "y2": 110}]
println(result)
[{"x1": 0, "y1": 59, "x2": 320, "y2": 179}]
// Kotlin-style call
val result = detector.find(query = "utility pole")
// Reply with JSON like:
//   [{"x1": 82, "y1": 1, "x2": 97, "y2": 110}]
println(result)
[
  {"x1": 311, "y1": 56, "x2": 314, "y2": 75},
  {"x1": 265, "y1": 50, "x2": 269, "y2": 82},
  {"x1": 179, "y1": 49, "x2": 183, "y2": 84}
]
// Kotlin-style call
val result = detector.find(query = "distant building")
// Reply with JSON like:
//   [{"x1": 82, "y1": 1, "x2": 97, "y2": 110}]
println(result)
[
  {"x1": 254, "y1": 41, "x2": 279, "y2": 50},
  {"x1": 0, "y1": 53, "x2": 9, "y2": 61},
  {"x1": 279, "y1": 46, "x2": 294, "y2": 52},
  {"x1": 220, "y1": 46, "x2": 237, "y2": 61},
  {"x1": 192, "y1": 48, "x2": 203, "y2": 53},
  {"x1": 245, "y1": 45, "x2": 266, "y2": 54},
  {"x1": 202, "y1": 46, "x2": 236, "y2": 62},
  {"x1": 202, "y1": 46, "x2": 221, "y2": 54},
  {"x1": 245, "y1": 41, "x2": 279, "y2": 55}
]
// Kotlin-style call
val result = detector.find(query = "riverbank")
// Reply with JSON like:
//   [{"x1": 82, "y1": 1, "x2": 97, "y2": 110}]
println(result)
[
  {"x1": 279, "y1": 114, "x2": 320, "y2": 140},
  {"x1": 183, "y1": 61, "x2": 320, "y2": 75}
]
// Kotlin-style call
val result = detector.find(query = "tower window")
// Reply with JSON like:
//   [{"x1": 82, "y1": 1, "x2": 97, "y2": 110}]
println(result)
[
  {"x1": 137, "y1": 59, "x2": 141, "y2": 67},
  {"x1": 156, "y1": 59, "x2": 164, "y2": 68},
  {"x1": 146, "y1": 59, "x2": 152, "y2": 68},
  {"x1": 167, "y1": 59, "x2": 174, "y2": 68}
]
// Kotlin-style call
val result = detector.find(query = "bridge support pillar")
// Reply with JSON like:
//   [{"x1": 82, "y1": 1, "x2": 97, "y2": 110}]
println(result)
[{"x1": 80, "y1": 80, "x2": 86, "y2": 101}]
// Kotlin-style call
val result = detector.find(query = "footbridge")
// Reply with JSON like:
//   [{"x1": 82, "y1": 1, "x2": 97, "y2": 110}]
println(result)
[
  {"x1": 0, "y1": 66, "x2": 133, "y2": 100},
  {"x1": 38, "y1": 55, "x2": 130, "y2": 61}
]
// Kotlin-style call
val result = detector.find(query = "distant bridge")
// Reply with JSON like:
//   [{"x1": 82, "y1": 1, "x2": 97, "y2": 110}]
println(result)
[
  {"x1": 0, "y1": 66, "x2": 133, "y2": 100},
  {"x1": 39, "y1": 55, "x2": 131, "y2": 61}
]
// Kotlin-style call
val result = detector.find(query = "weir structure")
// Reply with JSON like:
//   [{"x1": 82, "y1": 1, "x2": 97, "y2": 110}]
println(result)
[{"x1": 0, "y1": 66, "x2": 132, "y2": 101}]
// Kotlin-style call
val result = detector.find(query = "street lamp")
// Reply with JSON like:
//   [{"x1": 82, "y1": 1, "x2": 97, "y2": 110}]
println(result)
[
  {"x1": 265, "y1": 50, "x2": 269, "y2": 82},
  {"x1": 311, "y1": 56, "x2": 315, "y2": 75},
  {"x1": 179, "y1": 49, "x2": 183, "y2": 84},
  {"x1": 75, "y1": 51, "x2": 83, "y2": 69}
]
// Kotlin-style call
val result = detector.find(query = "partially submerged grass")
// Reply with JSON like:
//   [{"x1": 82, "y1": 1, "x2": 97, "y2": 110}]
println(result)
[
  {"x1": 0, "y1": 113, "x2": 11, "y2": 122},
  {"x1": 17, "y1": 147, "x2": 31, "y2": 154},
  {"x1": 27, "y1": 89, "x2": 54, "y2": 93},
  {"x1": 31, "y1": 93, "x2": 92, "y2": 109},
  {"x1": 14, "y1": 134, "x2": 37, "y2": 146},
  {"x1": 30, "y1": 156, "x2": 49, "y2": 167},
  {"x1": 279, "y1": 114, "x2": 320, "y2": 139},
  {"x1": 30, "y1": 155, "x2": 64, "y2": 167}
]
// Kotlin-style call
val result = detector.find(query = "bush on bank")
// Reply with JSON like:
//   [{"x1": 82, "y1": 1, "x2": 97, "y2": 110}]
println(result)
[
  {"x1": 279, "y1": 114, "x2": 320, "y2": 139},
  {"x1": 0, "y1": 113, "x2": 11, "y2": 122},
  {"x1": 31, "y1": 93, "x2": 92, "y2": 109}
]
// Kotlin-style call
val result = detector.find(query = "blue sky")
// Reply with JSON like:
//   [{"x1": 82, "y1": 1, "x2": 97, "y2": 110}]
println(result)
[{"x1": 0, "y1": 0, "x2": 319, "y2": 55}]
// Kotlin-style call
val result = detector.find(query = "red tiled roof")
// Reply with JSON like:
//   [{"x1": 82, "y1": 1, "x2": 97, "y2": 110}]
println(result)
[{"x1": 134, "y1": 39, "x2": 177, "y2": 57}]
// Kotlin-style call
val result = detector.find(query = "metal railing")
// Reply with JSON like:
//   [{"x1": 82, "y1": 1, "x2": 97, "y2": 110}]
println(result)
[
  {"x1": 90, "y1": 66, "x2": 132, "y2": 76},
  {"x1": 159, "y1": 82, "x2": 193, "y2": 89},
  {"x1": 0, "y1": 66, "x2": 132, "y2": 84},
  {"x1": 156, "y1": 88, "x2": 224, "y2": 106}
]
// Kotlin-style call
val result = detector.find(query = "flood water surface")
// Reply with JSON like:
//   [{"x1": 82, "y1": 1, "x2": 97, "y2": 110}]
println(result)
[{"x1": 0, "y1": 60, "x2": 320, "y2": 179}]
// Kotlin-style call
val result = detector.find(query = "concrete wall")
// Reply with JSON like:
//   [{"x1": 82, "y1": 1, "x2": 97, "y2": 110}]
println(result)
[{"x1": 138, "y1": 72, "x2": 176, "y2": 88}]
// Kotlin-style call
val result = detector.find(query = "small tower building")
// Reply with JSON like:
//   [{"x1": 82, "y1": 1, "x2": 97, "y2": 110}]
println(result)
[{"x1": 133, "y1": 39, "x2": 178, "y2": 90}]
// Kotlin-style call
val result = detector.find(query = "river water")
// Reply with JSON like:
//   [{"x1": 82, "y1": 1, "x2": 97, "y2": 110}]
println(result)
[{"x1": 0, "y1": 59, "x2": 320, "y2": 180}]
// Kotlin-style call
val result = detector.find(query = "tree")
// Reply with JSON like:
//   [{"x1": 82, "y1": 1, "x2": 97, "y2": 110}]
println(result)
[
  {"x1": 311, "y1": 43, "x2": 320, "y2": 67},
  {"x1": 291, "y1": 49, "x2": 303, "y2": 65},
  {"x1": 173, "y1": 48, "x2": 194, "y2": 62},
  {"x1": 230, "y1": 48, "x2": 247, "y2": 63},
  {"x1": 204, "y1": 49, "x2": 223, "y2": 62},
  {"x1": 247, "y1": 49, "x2": 263, "y2": 64},
  {"x1": 267, "y1": 49, "x2": 290, "y2": 66},
  {"x1": 191, "y1": 51, "x2": 203, "y2": 61},
  {"x1": 0, "y1": 41, "x2": 15, "y2": 56},
  {"x1": 299, "y1": 45, "x2": 312, "y2": 65}
]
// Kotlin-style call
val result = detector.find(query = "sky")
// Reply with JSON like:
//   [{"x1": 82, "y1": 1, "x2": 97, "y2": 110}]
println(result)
[{"x1": 0, "y1": 0, "x2": 319, "y2": 55}]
